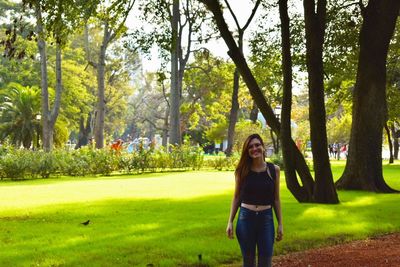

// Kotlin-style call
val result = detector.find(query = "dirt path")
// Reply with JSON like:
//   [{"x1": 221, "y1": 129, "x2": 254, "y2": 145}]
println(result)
[{"x1": 273, "y1": 233, "x2": 400, "y2": 267}]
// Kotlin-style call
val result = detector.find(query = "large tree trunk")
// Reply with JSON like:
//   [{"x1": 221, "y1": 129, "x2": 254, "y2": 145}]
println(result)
[
  {"x1": 36, "y1": 3, "x2": 50, "y2": 151},
  {"x1": 279, "y1": 0, "x2": 312, "y2": 204},
  {"x1": 336, "y1": 0, "x2": 400, "y2": 192},
  {"x1": 169, "y1": 0, "x2": 181, "y2": 146},
  {"x1": 94, "y1": 23, "x2": 110, "y2": 149},
  {"x1": 303, "y1": 0, "x2": 338, "y2": 203},
  {"x1": 226, "y1": 68, "x2": 239, "y2": 156},
  {"x1": 200, "y1": 0, "x2": 314, "y2": 202},
  {"x1": 36, "y1": 4, "x2": 62, "y2": 152}
]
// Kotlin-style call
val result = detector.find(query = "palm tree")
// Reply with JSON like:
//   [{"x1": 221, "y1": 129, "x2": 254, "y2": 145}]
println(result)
[{"x1": 0, "y1": 83, "x2": 41, "y2": 149}]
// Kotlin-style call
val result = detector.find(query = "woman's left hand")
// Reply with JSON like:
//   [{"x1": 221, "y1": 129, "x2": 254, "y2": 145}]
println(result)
[{"x1": 276, "y1": 224, "x2": 283, "y2": 241}]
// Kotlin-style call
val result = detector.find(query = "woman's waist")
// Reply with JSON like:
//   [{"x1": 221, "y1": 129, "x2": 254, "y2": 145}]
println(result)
[{"x1": 241, "y1": 202, "x2": 272, "y2": 211}]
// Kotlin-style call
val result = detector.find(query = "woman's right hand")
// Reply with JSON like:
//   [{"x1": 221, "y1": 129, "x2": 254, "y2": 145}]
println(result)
[{"x1": 226, "y1": 222, "x2": 234, "y2": 239}]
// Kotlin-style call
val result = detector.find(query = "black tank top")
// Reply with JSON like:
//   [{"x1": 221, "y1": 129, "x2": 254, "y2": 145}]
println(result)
[{"x1": 240, "y1": 163, "x2": 275, "y2": 205}]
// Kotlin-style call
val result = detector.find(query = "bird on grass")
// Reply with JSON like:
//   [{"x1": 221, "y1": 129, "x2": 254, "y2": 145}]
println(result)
[{"x1": 81, "y1": 220, "x2": 90, "y2": 226}]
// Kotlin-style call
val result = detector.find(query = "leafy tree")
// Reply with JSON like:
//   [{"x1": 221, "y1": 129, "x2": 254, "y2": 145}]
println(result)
[
  {"x1": 199, "y1": 0, "x2": 317, "y2": 202},
  {"x1": 131, "y1": 0, "x2": 212, "y2": 146},
  {"x1": 222, "y1": 0, "x2": 261, "y2": 157},
  {"x1": 19, "y1": 0, "x2": 99, "y2": 151},
  {"x1": 0, "y1": 83, "x2": 41, "y2": 148},
  {"x1": 89, "y1": 0, "x2": 136, "y2": 148}
]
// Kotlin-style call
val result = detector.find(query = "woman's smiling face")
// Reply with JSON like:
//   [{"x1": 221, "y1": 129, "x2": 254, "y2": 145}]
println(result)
[{"x1": 248, "y1": 138, "x2": 264, "y2": 159}]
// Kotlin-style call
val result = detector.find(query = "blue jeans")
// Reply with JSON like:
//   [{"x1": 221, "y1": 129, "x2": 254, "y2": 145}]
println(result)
[{"x1": 236, "y1": 207, "x2": 275, "y2": 267}]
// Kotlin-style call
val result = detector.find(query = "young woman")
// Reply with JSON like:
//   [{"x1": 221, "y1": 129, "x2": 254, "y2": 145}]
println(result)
[{"x1": 226, "y1": 133, "x2": 283, "y2": 267}]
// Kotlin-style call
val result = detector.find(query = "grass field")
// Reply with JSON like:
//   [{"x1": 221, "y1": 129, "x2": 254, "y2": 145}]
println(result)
[{"x1": 0, "y1": 161, "x2": 399, "y2": 266}]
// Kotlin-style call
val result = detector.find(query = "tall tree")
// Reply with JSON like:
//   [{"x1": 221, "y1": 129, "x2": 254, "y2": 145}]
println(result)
[
  {"x1": 336, "y1": 0, "x2": 400, "y2": 192},
  {"x1": 92, "y1": 0, "x2": 135, "y2": 148},
  {"x1": 278, "y1": 0, "x2": 299, "y2": 204},
  {"x1": 223, "y1": 0, "x2": 261, "y2": 156},
  {"x1": 131, "y1": 0, "x2": 211, "y2": 146},
  {"x1": 199, "y1": 0, "x2": 317, "y2": 202},
  {"x1": 303, "y1": 0, "x2": 338, "y2": 202},
  {"x1": 21, "y1": 0, "x2": 99, "y2": 151},
  {"x1": 169, "y1": 0, "x2": 180, "y2": 145}
]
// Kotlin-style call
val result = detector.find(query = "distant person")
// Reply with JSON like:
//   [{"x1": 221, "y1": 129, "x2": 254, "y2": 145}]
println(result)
[
  {"x1": 340, "y1": 144, "x2": 348, "y2": 159},
  {"x1": 333, "y1": 142, "x2": 338, "y2": 159},
  {"x1": 328, "y1": 144, "x2": 333, "y2": 158},
  {"x1": 226, "y1": 133, "x2": 283, "y2": 267}
]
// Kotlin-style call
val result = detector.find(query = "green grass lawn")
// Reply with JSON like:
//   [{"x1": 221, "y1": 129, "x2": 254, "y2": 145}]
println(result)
[{"x1": 0, "y1": 161, "x2": 400, "y2": 266}]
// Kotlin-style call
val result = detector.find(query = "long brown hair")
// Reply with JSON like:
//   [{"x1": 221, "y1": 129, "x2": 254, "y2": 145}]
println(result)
[{"x1": 234, "y1": 133, "x2": 266, "y2": 189}]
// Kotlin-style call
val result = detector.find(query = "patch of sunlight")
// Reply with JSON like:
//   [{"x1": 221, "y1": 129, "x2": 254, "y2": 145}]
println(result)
[
  {"x1": 301, "y1": 207, "x2": 336, "y2": 219},
  {"x1": 65, "y1": 235, "x2": 88, "y2": 245},
  {"x1": 343, "y1": 196, "x2": 375, "y2": 207},
  {"x1": 0, "y1": 172, "x2": 233, "y2": 211},
  {"x1": 128, "y1": 223, "x2": 160, "y2": 233},
  {"x1": 341, "y1": 221, "x2": 369, "y2": 233}
]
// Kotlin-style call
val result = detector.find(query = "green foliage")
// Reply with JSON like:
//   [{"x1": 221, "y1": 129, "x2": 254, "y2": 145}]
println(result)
[
  {"x1": 326, "y1": 113, "x2": 352, "y2": 144},
  {"x1": 0, "y1": 147, "x2": 30, "y2": 179},
  {"x1": 233, "y1": 120, "x2": 270, "y2": 153},
  {"x1": 203, "y1": 155, "x2": 239, "y2": 171},
  {"x1": 268, "y1": 152, "x2": 284, "y2": 169},
  {"x1": 0, "y1": 83, "x2": 41, "y2": 148},
  {"x1": 0, "y1": 143, "x2": 210, "y2": 179}
]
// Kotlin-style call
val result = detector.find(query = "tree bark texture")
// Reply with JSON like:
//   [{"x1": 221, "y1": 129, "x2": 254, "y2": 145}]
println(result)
[
  {"x1": 249, "y1": 101, "x2": 258, "y2": 122},
  {"x1": 94, "y1": 23, "x2": 110, "y2": 149},
  {"x1": 200, "y1": 0, "x2": 315, "y2": 202},
  {"x1": 169, "y1": 0, "x2": 181, "y2": 146},
  {"x1": 336, "y1": 0, "x2": 400, "y2": 192},
  {"x1": 76, "y1": 113, "x2": 92, "y2": 149},
  {"x1": 279, "y1": 0, "x2": 313, "y2": 203},
  {"x1": 303, "y1": 0, "x2": 338, "y2": 203},
  {"x1": 392, "y1": 125, "x2": 399, "y2": 160},
  {"x1": 226, "y1": 68, "x2": 239, "y2": 156}
]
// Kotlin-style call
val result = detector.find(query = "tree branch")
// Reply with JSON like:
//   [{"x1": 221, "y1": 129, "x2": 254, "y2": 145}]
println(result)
[{"x1": 242, "y1": 0, "x2": 261, "y2": 32}]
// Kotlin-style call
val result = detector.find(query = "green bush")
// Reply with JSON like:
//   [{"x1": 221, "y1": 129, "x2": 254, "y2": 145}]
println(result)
[
  {"x1": 269, "y1": 152, "x2": 284, "y2": 169},
  {"x1": 0, "y1": 149, "x2": 31, "y2": 179}
]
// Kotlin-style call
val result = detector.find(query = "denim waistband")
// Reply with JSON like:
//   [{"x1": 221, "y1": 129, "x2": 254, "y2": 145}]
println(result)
[{"x1": 240, "y1": 206, "x2": 272, "y2": 215}]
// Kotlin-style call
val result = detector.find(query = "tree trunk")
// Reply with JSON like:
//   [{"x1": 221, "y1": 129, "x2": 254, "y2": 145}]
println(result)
[
  {"x1": 336, "y1": 0, "x2": 400, "y2": 192},
  {"x1": 279, "y1": 0, "x2": 312, "y2": 204},
  {"x1": 201, "y1": 0, "x2": 314, "y2": 202},
  {"x1": 226, "y1": 68, "x2": 239, "y2": 156},
  {"x1": 392, "y1": 125, "x2": 399, "y2": 160},
  {"x1": 76, "y1": 113, "x2": 92, "y2": 149},
  {"x1": 49, "y1": 43, "x2": 63, "y2": 142},
  {"x1": 162, "y1": 107, "x2": 169, "y2": 147},
  {"x1": 94, "y1": 23, "x2": 110, "y2": 149},
  {"x1": 303, "y1": 0, "x2": 338, "y2": 203},
  {"x1": 385, "y1": 123, "x2": 394, "y2": 163},
  {"x1": 249, "y1": 101, "x2": 258, "y2": 122},
  {"x1": 35, "y1": 3, "x2": 50, "y2": 151},
  {"x1": 169, "y1": 0, "x2": 181, "y2": 146},
  {"x1": 224, "y1": 0, "x2": 260, "y2": 156}
]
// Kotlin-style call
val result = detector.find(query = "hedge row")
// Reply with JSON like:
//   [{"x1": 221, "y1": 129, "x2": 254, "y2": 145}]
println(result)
[{"x1": 0, "y1": 145, "x2": 241, "y2": 180}]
